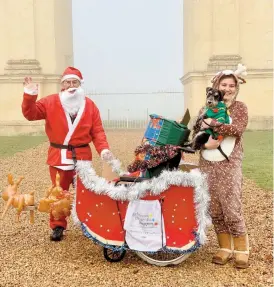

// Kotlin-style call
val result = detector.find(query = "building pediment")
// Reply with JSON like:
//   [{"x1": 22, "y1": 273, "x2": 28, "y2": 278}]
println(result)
[
  {"x1": 4, "y1": 59, "x2": 42, "y2": 75},
  {"x1": 207, "y1": 54, "x2": 243, "y2": 72}
]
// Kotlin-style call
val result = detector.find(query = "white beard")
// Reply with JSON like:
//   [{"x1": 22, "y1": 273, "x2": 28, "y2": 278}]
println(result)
[{"x1": 60, "y1": 87, "x2": 85, "y2": 116}]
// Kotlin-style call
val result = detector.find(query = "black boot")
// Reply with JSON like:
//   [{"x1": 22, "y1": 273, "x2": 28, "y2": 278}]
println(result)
[{"x1": 50, "y1": 226, "x2": 65, "y2": 241}]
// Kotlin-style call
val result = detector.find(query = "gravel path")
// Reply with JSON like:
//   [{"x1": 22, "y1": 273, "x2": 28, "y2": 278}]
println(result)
[{"x1": 0, "y1": 131, "x2": 272, "y2": 287}]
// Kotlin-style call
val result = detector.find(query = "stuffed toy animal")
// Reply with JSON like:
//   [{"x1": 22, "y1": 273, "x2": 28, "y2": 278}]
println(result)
[
  {"x1": 1, "y1": 174, "x2": 35, "y2": 223},
  {"x1": 38, "y1": 172, "x2": 73, "y2": 220}
]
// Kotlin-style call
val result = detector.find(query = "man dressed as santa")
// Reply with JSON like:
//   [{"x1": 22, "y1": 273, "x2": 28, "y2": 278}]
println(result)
[{"x1": 22, "y1": 66, "x2": 114, "y2": 241}]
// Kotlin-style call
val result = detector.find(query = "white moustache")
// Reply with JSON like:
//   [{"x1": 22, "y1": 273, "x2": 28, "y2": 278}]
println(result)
[
  {"x1": 64, "y1": 87, "x2": 78, "y2": 99},
  {"x1": 67, "y1": 87, "x2": 78, "y2": 93}
]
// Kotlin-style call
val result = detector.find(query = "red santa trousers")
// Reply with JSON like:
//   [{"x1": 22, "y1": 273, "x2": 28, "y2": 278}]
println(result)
[{"x1": 49, "y1": 166, "x2": 75, "y2": 229}]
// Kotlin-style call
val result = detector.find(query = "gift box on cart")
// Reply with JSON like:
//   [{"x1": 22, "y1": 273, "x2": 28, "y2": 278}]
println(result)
[{"x1": 140, "y1": 114, "x2": 190, "y2": 178}]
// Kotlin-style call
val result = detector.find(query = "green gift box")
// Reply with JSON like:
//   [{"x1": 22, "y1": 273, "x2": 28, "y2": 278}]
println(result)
[{"x1": 142, "y1": 114, "x2": 190, "y2": 178}]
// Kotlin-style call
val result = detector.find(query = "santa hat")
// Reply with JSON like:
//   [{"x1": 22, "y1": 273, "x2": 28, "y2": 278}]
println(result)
[
  {"x1": 61, "y1": 66, "x2": 84, "y2": 84},
  {"x1": 211, "y1": 63, "x2": 247, "y2": 89}
]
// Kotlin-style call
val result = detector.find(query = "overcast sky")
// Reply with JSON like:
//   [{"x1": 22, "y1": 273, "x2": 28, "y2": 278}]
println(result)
[{"x1": 72, "y1": 0, "x2": 184, "y2": 119}]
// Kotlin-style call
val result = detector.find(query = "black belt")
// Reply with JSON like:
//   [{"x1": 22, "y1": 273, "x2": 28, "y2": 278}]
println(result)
[{"x1": 50, "y1": 142, "x2": 89, "y2": 164}]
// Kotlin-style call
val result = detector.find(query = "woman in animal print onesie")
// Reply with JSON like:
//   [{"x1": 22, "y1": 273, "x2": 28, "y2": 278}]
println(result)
[{"x1": 193, "y1": 64, "x2": 249, "y2": 269}]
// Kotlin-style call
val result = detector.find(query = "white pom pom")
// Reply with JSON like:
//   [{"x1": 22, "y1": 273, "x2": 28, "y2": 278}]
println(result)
[{"x1": 234, "y1": 64, "x2": 247, "y2": 76}]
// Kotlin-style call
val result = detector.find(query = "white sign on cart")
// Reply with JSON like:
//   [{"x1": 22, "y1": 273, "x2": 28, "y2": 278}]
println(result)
[{"x1": 124, "y1": 200, "x2": 166, "y2": 251}]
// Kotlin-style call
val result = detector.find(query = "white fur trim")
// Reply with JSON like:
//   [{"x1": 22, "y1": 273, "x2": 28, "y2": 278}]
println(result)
[
  {"x1": 75, "y1": 160, "x2": 211, "y2": 245},
  {"x1": 234, "y1": 250, "x2": 249, "y2": 254},
  {"x1": 222, "y1": 69, "x2": 234, "y2": 76},
  {"x1": 71, "y1": 172, "x2": 81, "y2": 226},
  {"x1": 24, "y1": 87, "x2": 38, "y2": 96},
  {"x1": 201, "y1": 136, "x2": 236, "y2": 162},
  {"x1": 59, "y1": 94, "x2": 86, "y2": 165},
  {"x1": 53, "y1": 165, "x2": 74, "y2": 171},
  {"x1": 201, "y1": 117, "x2": 236, "y2": 162},
  {"x1": 219, "y1": 248, "x2": 234, "y2": 253},
  {"x1": 61, "y1": 74, "x2": 84, "y2": 84}
]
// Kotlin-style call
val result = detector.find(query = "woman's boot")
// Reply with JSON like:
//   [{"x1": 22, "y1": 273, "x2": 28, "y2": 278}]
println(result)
[
  {"x1": 233, "y1": 234, "x2": 249, "y2": 269},
  {"x1": 212, "y1": 233, "x2": 233, "y2": 265}
]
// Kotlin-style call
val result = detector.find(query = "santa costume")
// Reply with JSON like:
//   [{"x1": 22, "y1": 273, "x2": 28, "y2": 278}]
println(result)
[{"x1": 22, "y1": 67, "x2": 113, "y2": 240}]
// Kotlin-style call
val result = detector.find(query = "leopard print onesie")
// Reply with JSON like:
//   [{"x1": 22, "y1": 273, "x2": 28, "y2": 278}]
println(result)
[{"x1": 195, "y1": 100, "x2": 248, "y2": 237}]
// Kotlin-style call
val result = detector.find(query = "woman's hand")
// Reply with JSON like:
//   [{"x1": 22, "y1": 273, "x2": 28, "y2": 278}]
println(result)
[
  {"x1": 204, "y1": 135, "x2": 220, "y2": 150},
  {"x1": 201, "y1": 118, "x2": 212, "y2": 130}
]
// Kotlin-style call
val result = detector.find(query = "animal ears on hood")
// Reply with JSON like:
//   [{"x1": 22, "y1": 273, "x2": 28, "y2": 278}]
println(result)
[
  {"x1": 211, "y1": 63, "x2": 247, "y2": 86},
  {"x1": 234, "y1": 63, "x2": 247, "y2": 77}
]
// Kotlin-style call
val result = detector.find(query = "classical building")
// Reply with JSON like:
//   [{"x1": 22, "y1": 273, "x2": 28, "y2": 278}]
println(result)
[
  {"x1": 181, "y1": 0, "x2": 273, "y2": 130},
  {"x1": 0, "y1": 0, "x2": 73, "y2": 135},
  {"x1": 0, "y1": 0, "x2": 272, "y2": 134}
]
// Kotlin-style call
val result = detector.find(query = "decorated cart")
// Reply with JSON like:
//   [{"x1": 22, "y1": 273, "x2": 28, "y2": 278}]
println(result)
[
  {"x1": 71, "y1": 114, "x2": 211, "y2": 266},
  {"x1": 73, "y1": 161, "x2": 210, "y2": 266},
  {"x1": 1, "y1": 113, "x2": 211, "y2": 266}
]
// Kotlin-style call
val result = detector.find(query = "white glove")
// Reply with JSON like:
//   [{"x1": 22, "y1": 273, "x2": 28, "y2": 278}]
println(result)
[
  {"x1": 23, "y1": 77, "x2": 38, "y2": 95},
  {"x1": 100, "y1": 149, "x2": 115, "y2": 162},
  {"x1": 100, "y1": 149, "x2": 127, "y2": 176}
]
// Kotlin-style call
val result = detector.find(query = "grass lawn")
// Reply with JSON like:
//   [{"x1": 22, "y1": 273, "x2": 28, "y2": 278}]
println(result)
[
  {"x1": 243, "y1": 131, "x2": 273, "y2": 190},
  {"x1": 0, "y1": 131, "x2": 272, "y2": 190},
  {"x1": 0, "y1": 135, "x2": 47, "y2": 158}
]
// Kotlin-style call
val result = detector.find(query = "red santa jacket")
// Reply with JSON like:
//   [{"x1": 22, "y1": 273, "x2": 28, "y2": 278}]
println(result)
[{"x1": 22, "y1": 93, "x2": 109, "y2": 167}]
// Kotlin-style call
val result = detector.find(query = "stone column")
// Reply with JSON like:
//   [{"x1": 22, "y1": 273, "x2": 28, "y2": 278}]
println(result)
[
  {"x1": 181, "y1": 0, "x2": 273, "y2": 130},
  {"x1": 0, "y1": 0, "x2": 74, "y2": 135}
]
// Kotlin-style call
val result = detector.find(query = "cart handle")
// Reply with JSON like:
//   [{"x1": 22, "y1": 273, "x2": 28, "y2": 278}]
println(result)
[
  {"x1": 179, "y1": 146, "x2": 196, "y2": 154},
  {"x1": 117, "y1": 176, "x2": 149, "y2": 183}
]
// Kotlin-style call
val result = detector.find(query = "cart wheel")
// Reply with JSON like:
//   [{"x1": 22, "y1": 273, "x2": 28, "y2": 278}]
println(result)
[
  {"x1": 103, "y1": 247, "x2": 126, "y2": 262},
  {"x1": 135, "y1": 251, "x2": 191, "y2": 267}
]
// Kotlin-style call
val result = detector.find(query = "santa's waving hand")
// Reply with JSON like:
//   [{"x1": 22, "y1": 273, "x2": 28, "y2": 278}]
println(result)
[
  {"x1": 21, "y1": 67, "x2": 118, "y2": 242},
  {"x1": 23, "y1": 76, "x2": 38, "y2": 94}
]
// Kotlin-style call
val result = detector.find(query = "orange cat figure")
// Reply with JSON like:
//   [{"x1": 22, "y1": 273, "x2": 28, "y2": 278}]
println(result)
[{"x1": 1, "y1": 174, "x2": 35, "y2": 223}]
